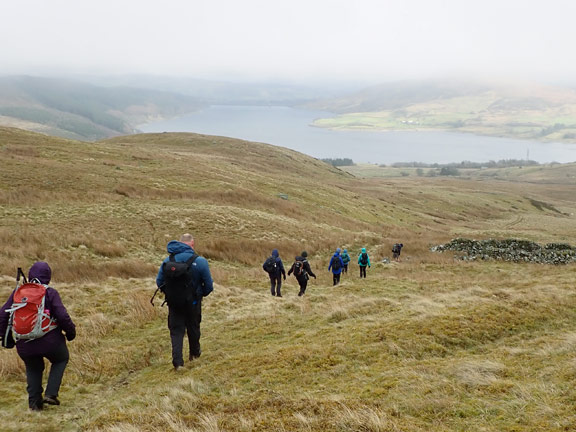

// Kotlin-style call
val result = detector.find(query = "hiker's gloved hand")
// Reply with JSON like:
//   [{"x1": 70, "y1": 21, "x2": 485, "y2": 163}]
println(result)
[
  {"x1": 283, "y1": 275, "x2": 286, "y2": 280},
  {"x1": 66, "y1": 330, "x2": 76, "y2": 341},
  {"x1": 313, "y1": 275, "x2": 316, "y2": 279}
]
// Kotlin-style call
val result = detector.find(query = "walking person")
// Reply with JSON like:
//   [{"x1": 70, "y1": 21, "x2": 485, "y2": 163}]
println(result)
[
  {"x1": 328, "y1": 248, "x2": 344, "y2": 286},
  {"x1": 263, "y1": 249, "x2": 286, "y2": 297},
  {"x1": 0, "y1": 262, "x2": 76, "y2": 411},
  {"x1": 358, "y1": 247, "x2": 371, "y2": 278},
  {"x1": 156, "y1": 233, "x2": 213, "y2": 370},
  {"x1": 287, "y1": 251, "x2": 316, "y2": 296},
  {"x1": 392, "y1": 243, "x2": 404, "y2": 262},
  {"x1": 341, "y1": 249, "x2": 351, "y2": 273}
]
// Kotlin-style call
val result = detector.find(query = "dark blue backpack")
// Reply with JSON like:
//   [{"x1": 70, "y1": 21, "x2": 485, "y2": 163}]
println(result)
[{"x1": 332, "y1": 256, "x2": 342, "y2": 271}]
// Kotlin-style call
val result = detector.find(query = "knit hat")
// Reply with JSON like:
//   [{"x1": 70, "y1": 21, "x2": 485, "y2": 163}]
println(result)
[
  {"x1": 28, "y1": 261, "x2": 52, "y2": 284},
  {"x1": 301, "y1": 251, "x2": 308, "y2": 258},
  {"x1": 336, "y1": 248, "x2": 341, "y2": 254}
]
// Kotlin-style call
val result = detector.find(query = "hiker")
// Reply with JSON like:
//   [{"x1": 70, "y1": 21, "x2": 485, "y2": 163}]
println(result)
[
  {"x1": 287, "y1": 251, "x2": 317, "y2": 296},
  {"x1": 0, "y1": 262, "x2": 76, "y2": 411},
  {"x1": 392, "y1": 243, "x2": 404, "y2": 261},
  {"x1": 328, "y1": 248, "x2": 344, "y2": 286},
  {"x1": 263, "y1": 249, "x2": 286, "y2": 297},
  {"x1": 156, "y1": 233, "x2": 213, "y2": 371},
  {"x1": 341, "y1": 248, "x2": 351, "y2": 273},
  {"x1": 358, "y1": 247, "x2": 371, "y2": 278}
]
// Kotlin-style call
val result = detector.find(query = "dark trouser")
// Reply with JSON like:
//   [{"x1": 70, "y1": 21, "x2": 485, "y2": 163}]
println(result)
[
  {"x1": 269, "y1": 273, "x2": 282, "y2": 296},
  {"x1": 343, "y1": 264, "x2": 348, "y2": 273},
  {"x1": 168, "y1": 299, "x2": 202, "y2": 367},
  {"x1": 360, "y1": 266, "x2": 367, "y2": 278},
  {"x1": 297, "y1": 276, "x2": 308, "y2": 295},
  {"x1": 20, "y1": 342, "x2": 69, "y2": 409},
  {"x1": 332, "y1": 273, "x2": 341, "y2": 286}
]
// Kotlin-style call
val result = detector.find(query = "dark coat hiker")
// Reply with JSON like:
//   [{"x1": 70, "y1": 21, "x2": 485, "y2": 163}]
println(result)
[
  {"x1": 263, "y1": 249, "x2": 286, "y2": 297},
  {"x1": 287, "y1": 251, "x2": 316, "y2": 296},
  {"x1": 392, "y1": 243, "x2": 404, "y2": 261},
  {"x1": 156, "y1": 234, "x2": 213, "y2": 371},
  {"x1": 0, "y1": 262, "x2": 76, "y2": 411}
]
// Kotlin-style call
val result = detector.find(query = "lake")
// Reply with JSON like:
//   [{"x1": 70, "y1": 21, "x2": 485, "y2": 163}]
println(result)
[{"x1": 138, "y1": 105, "x2": 576, "y2": 164}]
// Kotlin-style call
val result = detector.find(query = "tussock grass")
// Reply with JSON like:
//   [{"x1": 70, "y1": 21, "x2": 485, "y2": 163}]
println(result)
[{"x1": 2, "y1": 127, "x2": 576, "y2": 431}]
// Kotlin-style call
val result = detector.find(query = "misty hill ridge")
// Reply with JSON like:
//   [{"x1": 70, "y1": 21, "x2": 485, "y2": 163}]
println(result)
[
  {"x1": 308, "y1": 79, "x2": 576, "y2": 113},
  {"x1": 0, "y1": 76, "x2": 201, "y2": 141}
]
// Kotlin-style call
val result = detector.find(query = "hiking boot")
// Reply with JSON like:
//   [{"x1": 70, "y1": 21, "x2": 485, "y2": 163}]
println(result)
[
  {"x1": 276, "y1": 293, "x2": 282, "y2": 297},
  {"x1": 298, "y1": 291, "x2": 304, "y2": 296},
  {"x1": 43, "y1": 395, "x2": 60, "y2": 406},
  {"x1": 30, "y1": 403, "x2": 43, "y2": 411},
  {"x1": 189, "y1": 352, "x2": 201, "y2": 360},
  {"x1": 174, "y1": 365, "x2": 185, "y2": 372}
]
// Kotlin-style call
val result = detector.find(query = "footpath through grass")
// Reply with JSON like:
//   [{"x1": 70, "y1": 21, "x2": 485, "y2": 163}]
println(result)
[{"x1": 2, "y1": 259, "x2": 576, "y2": 431}]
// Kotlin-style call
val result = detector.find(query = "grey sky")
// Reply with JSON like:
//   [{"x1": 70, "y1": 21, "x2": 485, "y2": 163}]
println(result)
[{"x1": 2, "y1": 0, "x2": 575, "y2": 83}]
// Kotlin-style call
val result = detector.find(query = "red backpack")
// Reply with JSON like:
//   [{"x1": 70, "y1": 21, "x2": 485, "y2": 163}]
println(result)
[{"x1": 6, "y1": 269, "x2": 58, "y2": 341}]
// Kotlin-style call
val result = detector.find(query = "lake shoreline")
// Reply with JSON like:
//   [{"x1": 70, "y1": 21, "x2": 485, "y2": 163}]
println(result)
[{"x1": 138, "y1": 105, "x2": 576, "y2": 164}]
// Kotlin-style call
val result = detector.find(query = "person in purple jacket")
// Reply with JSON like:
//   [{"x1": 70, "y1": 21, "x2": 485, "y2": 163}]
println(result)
[{"x1": 0, "y1": 262, "x2": 76, "y2": 411}]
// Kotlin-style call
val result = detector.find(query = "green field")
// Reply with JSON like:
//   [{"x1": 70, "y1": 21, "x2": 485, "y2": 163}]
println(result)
[
  {"x1": 312, "y1": 87, "x2": 576, "y2": 143},
  {"x1": 1, "y1": 127, "x2": 576, "y2": 431}
]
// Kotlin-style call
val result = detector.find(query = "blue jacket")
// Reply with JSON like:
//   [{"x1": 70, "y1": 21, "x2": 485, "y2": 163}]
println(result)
[
  {"x1": 328, "y1": 253, "x2": 344, "y2": 274},
  {"x1": 156, "y1": 241, "x2": 213, "y2": 299}
]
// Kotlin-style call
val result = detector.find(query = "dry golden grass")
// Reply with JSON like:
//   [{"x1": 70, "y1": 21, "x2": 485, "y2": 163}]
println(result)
[{"x1": 1, "y1": 127, "x2": 576, "y2": 431}]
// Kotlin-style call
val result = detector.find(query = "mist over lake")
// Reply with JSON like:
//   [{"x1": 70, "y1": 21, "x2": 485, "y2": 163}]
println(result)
[{"x1": 139, "y1": 105, "x2": 576, "y2": 164}]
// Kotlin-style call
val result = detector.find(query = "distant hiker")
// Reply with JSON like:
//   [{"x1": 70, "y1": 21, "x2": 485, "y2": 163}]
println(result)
[
  {"x1": 287, "y1": 251, "x2": 317, "y2": 296},
  {"x1": 156, "y1": 233, "x2": 213, "y2": 371},
  {"x1": 328, "y1": 248, "x2": 345, "y2": 286},
  {"x1": 263, "y1": 249, "x2": 286, "y2": 297},
  {"x1": 0, "y1": 262, "x2": 76, "y2": 411},
  {"x1": 392, "y1": 243, "x2": 404, "y2": 261},
  {"x1": 341, "y1": 249, "x2": 351, "y2": 273},
  {"x1": 358, "y1": 247, "x2": 371, "y2": 278}
]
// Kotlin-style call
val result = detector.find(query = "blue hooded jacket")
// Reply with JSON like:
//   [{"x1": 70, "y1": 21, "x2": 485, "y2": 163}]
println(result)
[
  {"x1": 328, "y1": 252, "x2": 344, "y2": 274},
  {"x1": 156, "y1": 241, "x2": 214, "y2": 299}
]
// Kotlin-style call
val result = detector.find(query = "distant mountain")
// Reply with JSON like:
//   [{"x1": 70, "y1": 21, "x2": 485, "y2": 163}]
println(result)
[
  {"x1": 76, "y1": 74, "x2": 350, "y2": 106},
  {"x1": 307, "y1": 79, "x2": 576, "y2": 143},
  {"x1": 0, "y1": 76, "x2": 201, "y2": 140}
]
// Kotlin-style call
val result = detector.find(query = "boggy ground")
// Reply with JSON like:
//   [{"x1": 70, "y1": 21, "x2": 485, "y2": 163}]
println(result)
[{"x1": 1, "y1": 127, "x2": 576, "y2": 431}]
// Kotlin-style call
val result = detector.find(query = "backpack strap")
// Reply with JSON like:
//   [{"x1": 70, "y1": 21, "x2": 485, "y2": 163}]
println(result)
[{"x1": 185, "y1": 254, "x2": 198, "y2": 268}]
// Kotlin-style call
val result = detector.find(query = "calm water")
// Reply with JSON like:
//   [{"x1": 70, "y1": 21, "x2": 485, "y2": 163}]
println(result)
[{"x1": 138, "y1": 105, "x2": 576, "y2": 164}]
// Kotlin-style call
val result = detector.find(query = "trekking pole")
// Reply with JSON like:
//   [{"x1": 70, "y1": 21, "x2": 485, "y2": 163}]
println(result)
[
  {"x1": 2, "y1": 268, "x2": 25, "y2": 348},
  {"x1": 17, "y1": 267, "x2": 27, "y2": 285},
  {"x1": 150, "y1": 284, "x2": 165, "y2": 306}
]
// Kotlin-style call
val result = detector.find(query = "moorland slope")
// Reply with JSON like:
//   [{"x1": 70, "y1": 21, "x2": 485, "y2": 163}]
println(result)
[{"x1": 1, "y1": 127, "x2": 576, "y2": 431}]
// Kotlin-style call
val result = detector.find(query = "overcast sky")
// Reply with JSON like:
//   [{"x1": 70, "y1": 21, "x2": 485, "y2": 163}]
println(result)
[{"x1": 2, "y1": 0, "x2": 576, "y2": 84}]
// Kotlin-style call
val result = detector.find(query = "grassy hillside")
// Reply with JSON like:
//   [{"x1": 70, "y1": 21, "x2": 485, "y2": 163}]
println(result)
[
  {"x1": 1, "y1": 127, "x2": 576, "y2": 431},
  {"x1": 309, "y1": 80, "x2": 576, "y2": 143},
  {"x1": 0, "y1": 76, "x2": 201, "y2": 141}
]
